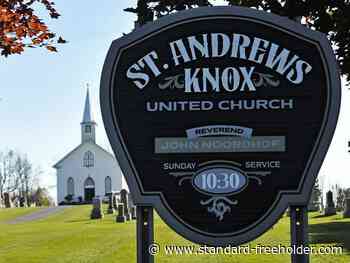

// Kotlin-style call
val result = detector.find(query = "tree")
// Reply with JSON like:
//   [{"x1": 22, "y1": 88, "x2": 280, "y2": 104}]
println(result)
[
  {"x1": 0, "y1": 150, "x2": 19, "y2": 198},
  {"x1": 0, "y1": 0, "x2": 66, "y2": 56},
  {"x1": 125, "y1": 0, "x2": 350, "y2": 81},
  {"x1": 345, "y1": 188, "x2": 350, "y2": 199},
  {"x1": 0, "y1": 150, "x2": 40, "y2": 206},
  {"x1": 335, "y1": 184, "x2": 346, "y2": 211},
  {"x1": 30, "y1": 187, "x2": 54, "y2": 207},
  {"x1": 313, "y1": 178, "x2": 322, "y2": 201},
  {"x1": 14, "y1": 153, "x2": 33, "y2": 206},
  {"x1": 308, "y1": 178, "x2": 322, "y2": 211}
]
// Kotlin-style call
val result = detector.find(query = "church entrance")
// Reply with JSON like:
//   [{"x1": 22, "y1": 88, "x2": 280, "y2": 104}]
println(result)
[{"x1": 84, "y1": 177, "x2": 95, "y2": 202}]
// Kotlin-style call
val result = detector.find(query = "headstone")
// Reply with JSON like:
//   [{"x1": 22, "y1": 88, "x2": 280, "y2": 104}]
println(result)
[
  {"x1": 324, "y1": 191, "x2": 336, "y2": 216},
  {"x1": 319, "y1": 197, "x2": 325, "y2": 213},
  {"x1": 128, "y1": 193, "x2": 134, "y2": 209},
  {"x1": 4, "y1": 193, "x2": 11, "y2": 208},
  {"x1": 90, "y1": 197, "x2": 104, "y2": 219},
  {"x1": 19, "y1": 197, "x2": 27, "y2": 208},
  {"x1": 107, "y1": 194, "x2": 115, "y2": 214},
  {"x1": 308, "y1": 191, "x2": 321, "y2": 212},
  {"x1": 120, "y1": 189, "x2": 131, "y2": 221},
  {"x1": 116, "y1": 203, "x2": 126, "y2": 223},
  {"x1": 112, "y1": 194, "x2": 118, "y2": 210},
  {"x1": 131, "y1": 206, "x2": 137, "y2": 220},
  {"x1": 343, "y1": 198, "x2": 350, "y2": 218}
]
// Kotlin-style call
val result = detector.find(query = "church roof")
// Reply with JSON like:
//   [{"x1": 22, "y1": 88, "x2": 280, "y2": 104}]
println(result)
[
  {"x1": 53, "y1": 142, "x2": 115, "y2": 169},
  {"x1": 53, "y1": 88, "x2": 115, "y2": 169},
  {"x1": 82, "y1": 88, "x2": 96, "y2": 124}
]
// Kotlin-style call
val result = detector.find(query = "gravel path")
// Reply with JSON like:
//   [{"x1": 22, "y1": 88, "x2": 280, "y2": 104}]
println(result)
[{"x1": 8, "y1": 206, "x2": 71, "y2": 224}]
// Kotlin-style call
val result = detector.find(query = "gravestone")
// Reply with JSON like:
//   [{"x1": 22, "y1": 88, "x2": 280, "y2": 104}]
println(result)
[
  {"x1": 116, "y1": 203, "x2": 126, "y2": 223},
  {"x1": 319, "y1": 198, "x2": 325, "y2": 213},
  {"x1": 19, "y1": 197, "x2": 27, "y2": 208},
  {"x1": 343, "y1": 198, "x2": 350, "y2": 218},
  {"x1": 112, "y1": 194, "x2": 118, "y2": 210},
  {"x1": 90, "y1": 197, "x2": 104, "y2": 219},
  {"x1": 131, "y1": 206, "x2": 137, "y2": 220},
  {"x1": 128, "y1": 193, "x2": 134, "y2": 210},
  {"x1": 4, "y1": 193, "x2": 11, "y2": 208},
  {"x1": 308, "y1": 191, "x2": 321, "y2": 212},
  {"x1": 324, "y1": 191, "x2": 336, "y2": 216},
  {"x1": 120, "y1": 189, "x2": 131, "y2": 221},
  {"x1": 107, "y1": 194, "x2": 115, "y2": 214}
]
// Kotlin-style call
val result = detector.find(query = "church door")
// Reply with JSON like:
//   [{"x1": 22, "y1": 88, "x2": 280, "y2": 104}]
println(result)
[{"x1": 84, "y1": 177, "x2": 95, "y2": 202}]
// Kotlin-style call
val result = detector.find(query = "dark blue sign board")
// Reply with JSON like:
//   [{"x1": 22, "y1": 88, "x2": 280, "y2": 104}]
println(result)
[{"x1": 100, "y1": 6, "x2": 341, "y2": 246}]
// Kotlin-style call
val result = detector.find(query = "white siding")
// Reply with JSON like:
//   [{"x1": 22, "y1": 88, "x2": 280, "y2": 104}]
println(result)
[{"x1": 55, "y1": 142, "x2": 124, "y2": 204}]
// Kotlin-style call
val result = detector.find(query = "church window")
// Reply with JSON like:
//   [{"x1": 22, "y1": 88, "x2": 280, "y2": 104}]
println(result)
[
  {"x1": 105, "y1": 176, "x2": 112, "y2": 194},
  {"x1": 67, "y1": 177, "x2": 74, "y2": 196},
  {"x1": 85, "y1": 125, "x2": 91, "y2": 133},
  {"x1": 83, "y1": 151, "x2": 94, "y2": 167}
]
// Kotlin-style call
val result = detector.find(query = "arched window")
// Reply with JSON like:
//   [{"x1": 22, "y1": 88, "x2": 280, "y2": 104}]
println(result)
[
  {"x1": 83, "y1": 151, "x2": 94, "y2": 167},
  {"x1": 67, "y1": 177, "x2": 74, "y2": 196},
  {"x1": 105, "y1": 176, "x2": 112, "y2": 195}
]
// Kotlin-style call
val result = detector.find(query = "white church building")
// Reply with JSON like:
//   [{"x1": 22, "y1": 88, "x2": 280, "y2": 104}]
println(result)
[{"x1": 54, "y1": 89, "x2": 124, "y2": 204}]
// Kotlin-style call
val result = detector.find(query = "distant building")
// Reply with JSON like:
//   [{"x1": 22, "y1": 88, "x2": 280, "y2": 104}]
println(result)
[{"x1": 53, "y1": 89, "x2": 125, "y2": 204}]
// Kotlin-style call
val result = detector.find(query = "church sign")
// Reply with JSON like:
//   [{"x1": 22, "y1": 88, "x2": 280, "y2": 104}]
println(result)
[{"x1": 100, "y1": 7, "x2": 340, "y2": 246}]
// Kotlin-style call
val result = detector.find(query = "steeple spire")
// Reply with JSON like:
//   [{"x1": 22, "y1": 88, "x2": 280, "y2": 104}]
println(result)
[
  {"x1": 82, "y1": 86, "x2": 95, "y2": 124},
  {"x1": 81, "y1": 85, "x2": 97, "y2": 144}
]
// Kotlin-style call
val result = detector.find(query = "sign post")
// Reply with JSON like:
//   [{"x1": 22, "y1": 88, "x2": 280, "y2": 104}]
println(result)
[
  {"x1": 137, "y1": 206, "x2": 154, "y2": 263},
  {"x1": 290, "y1": 206, "x2": 309, "y2": 263},
  {"x1": 133, "y1": 15, "x2": 156, "y2": 263},
  {"x1": 101, "y1": 5, "x2": 340, "y2": 260}
]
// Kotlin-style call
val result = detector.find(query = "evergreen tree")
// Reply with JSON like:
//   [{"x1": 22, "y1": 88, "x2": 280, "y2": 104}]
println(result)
[
  {"x1": 313, "y1": 178, "x2": 322, "y2": 203},
  {"x1": 335, "y1": 184, "x2": 346, "y2": 211}
]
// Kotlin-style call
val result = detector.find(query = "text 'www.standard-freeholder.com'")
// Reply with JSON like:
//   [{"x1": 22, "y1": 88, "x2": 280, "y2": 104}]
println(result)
[{"x1": 148, "y1": 243, "x2": 343, "y2": 256}]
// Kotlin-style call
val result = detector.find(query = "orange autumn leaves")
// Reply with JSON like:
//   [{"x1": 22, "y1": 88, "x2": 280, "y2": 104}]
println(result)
[{"x1": 0, "y1": 0, "x2": 65, "y2": 56}]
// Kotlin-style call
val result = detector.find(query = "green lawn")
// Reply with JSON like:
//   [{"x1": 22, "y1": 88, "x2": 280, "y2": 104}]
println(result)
[
  {"x1": 0, "y1": 205, "x2": 348, "y2": 263},
  {"x1": 0, "y1": 207, "x2": 42, "y2": 223}
]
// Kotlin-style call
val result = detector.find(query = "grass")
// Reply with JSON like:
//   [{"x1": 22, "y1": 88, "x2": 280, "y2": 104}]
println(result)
[
  {"x1": 0, "y1": 207, "x2": 42, "y2": 223},
  {"x1": 0, "y1": 206, "x2": 348, "y2": 263}
]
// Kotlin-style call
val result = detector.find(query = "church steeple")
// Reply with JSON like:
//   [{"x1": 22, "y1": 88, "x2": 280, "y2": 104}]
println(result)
[{"x1": 81, "y1": 87, "x2": 96, "y2": 144}]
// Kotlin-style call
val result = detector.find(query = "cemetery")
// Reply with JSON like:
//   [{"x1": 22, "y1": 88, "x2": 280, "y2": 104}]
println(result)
[{"x1": 0, "y1": 201, "x2": 349, "y2": 262}]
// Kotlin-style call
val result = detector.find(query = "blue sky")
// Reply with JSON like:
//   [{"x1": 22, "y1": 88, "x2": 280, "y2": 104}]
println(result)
[
  {"x1": 0, "y1": 1, "x2": 349, "y2": 201},
  {"x1": 0, "y1": 0, "x2": 137, "y2": 199}
]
